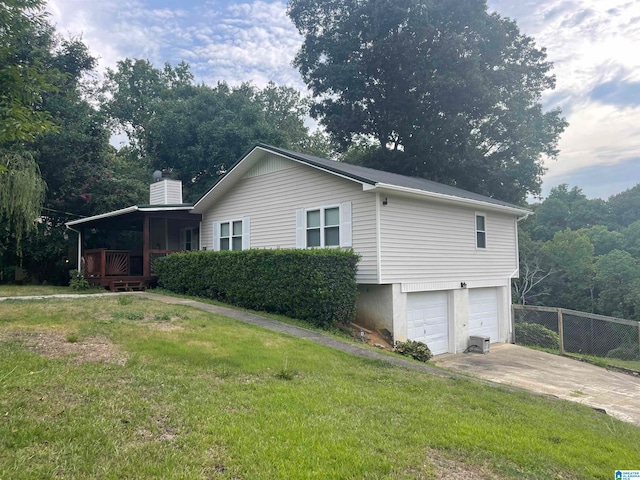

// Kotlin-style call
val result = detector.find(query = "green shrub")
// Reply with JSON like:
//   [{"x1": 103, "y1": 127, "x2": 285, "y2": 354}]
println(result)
[
  {"x1": 69, "y1": 269, "x2": 90, "y2": 291},
  {"x1": 155, "y1": 249, "x2": 360, "y2": 328},
  {"x1": 394, "y1": 340, "x2": 432, "y2": 362},
  {"x1": 515, "y1": 322, "x2": 559, "y2": 349},
  {"x1": 606, "y1": 344, "x2": 640, "y2": 361}
]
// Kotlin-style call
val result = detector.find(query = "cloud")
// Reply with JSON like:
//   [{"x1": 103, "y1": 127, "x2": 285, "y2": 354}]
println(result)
[
  {"x1": 490, "y1": 0, "x2": 640, "y2": 196},
  {"x1": 46, "y1": 0, "x2": 304, "y2": 89}
]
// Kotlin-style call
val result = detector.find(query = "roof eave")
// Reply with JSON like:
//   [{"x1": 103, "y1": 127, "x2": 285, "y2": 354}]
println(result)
[
  {"x1": 64, "y1": 204, "x2": 194, "y2": 227},
  {"x1": 369, "y1": 183, "x2": 531, "y2": 215},
  {"x1": 65, "y1": 206, "x2": 139, "y2": 227}
]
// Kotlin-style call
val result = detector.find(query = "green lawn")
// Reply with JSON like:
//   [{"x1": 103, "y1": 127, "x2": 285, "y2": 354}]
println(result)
[
  {"x1": 0, "y1": 285, "x2": 100, "y2": 297},
  {"x1": 1, "y1": 297, "x2": 639, "y2": 479}
]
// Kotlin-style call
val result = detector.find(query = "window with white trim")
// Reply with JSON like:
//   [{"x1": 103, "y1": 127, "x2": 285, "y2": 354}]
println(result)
[
  {"x1": 213, "y1": 217, "x2": 251, "y2": 251},
  {"x1": 296, "y1": 202, "x2": 352, "y2": 249},
  {"x1": 476, "y1": 214, "x2": 486, "y2": 249},
  {"x1": 306, "y1": 206, "x2": 340, "y2": 247},
  {"x1": 220, "y1": 220, "x2": 243, "y2": 250}
]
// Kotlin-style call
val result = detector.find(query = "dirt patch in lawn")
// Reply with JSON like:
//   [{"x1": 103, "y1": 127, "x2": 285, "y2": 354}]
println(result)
[
  {"x1": 0, "y1": 330, "x2": 128, "y2": 366},
  {"x1": 422, "y1": 448, "x2": 505, "y2": 479}
]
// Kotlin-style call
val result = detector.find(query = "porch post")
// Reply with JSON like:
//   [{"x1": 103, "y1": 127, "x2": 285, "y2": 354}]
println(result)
[
  {"x1": 143, "y1": 215, "x2": 150, "y2": 277},
  {"x1": 77, "y1": 229, "x2": 82, "y2": 272}
]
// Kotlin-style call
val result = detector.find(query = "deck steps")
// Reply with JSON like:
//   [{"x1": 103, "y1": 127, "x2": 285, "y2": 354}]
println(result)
[{"x1": 109, "y1": 280, "x2": 145, "y2": 292}]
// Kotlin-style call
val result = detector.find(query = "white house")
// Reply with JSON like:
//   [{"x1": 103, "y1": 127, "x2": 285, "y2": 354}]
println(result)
[
  {"x1": 66, "y1": 144, "x2": 529, "y2": 355},
  {"x1": 191, "y1": 144, "x2": 530, "y2": 355}
]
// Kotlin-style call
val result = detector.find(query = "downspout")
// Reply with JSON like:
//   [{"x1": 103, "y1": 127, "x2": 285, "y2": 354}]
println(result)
[
  {"x1": 508, "y1": 211, "x2": 533, "y2": 342},
  {"x1": 65, "y1": 225, "x2": 83, "y2": 272}
]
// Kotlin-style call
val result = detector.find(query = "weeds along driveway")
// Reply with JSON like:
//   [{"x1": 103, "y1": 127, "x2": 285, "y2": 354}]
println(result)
[{"x1": 433, "y1": 343, "x2": 640, "y2": 426}]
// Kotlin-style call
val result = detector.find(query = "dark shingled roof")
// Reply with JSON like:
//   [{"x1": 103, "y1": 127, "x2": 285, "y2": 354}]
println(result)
[{"x1": 258, "y1": 144, "x2": 527, "y2": 212}]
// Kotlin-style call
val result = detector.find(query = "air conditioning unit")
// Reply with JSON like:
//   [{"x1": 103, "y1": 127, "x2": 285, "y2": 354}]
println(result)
[{"x1": 469, "y1": 335, "x2": 490, "y2": 354}]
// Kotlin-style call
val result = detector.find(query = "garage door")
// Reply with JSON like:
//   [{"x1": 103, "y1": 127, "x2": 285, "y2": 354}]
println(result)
[
  {"x1": 407, "y1": 291, "x2": 449, "y2": 355},
  {"x1": 469, "y1": 288, "x2": 499, "y2": 342}
]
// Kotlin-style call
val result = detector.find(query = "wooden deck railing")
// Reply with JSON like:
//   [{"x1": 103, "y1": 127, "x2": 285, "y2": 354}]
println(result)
[
  {"x1": 84, "y1": 248, "x2": 179, "y2": 278},
  {"x1": 85, "y1": 249, "x2": 131, "y2": 277}
]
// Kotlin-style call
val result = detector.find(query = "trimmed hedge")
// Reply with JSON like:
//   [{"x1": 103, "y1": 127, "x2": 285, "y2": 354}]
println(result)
[
  {"x1": 155, "y1": 249, "x2": 360, "y2": 328},
  {"x1": 514, "y1": 322, "x2": 559, "y2": 350}
]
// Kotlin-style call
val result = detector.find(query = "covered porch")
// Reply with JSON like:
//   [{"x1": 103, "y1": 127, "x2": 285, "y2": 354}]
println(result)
[{"x1": 66, "y1": 205, "x2": 201, "y2": 290}]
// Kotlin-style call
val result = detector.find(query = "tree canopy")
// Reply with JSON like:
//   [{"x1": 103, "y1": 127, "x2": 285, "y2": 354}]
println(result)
[
  {"x1": 101, "y1": 60, "x2": 332, "y2": 200},
  {"x1": 287, "y1": 0, "x2": 567, "y2": 203},
  {"x1": 515, "y1": 183, "x2": 640, "y2": 320},
  {"x1": 0, "y1": 0, "x2": 63, "y2": 144}
]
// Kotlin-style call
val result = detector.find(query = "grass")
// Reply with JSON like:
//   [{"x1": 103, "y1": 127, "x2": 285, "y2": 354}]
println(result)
[
  {"x1": 0, "y1": 297, "x2": 639, "y2": 479},
  {"x1": 516, "y1": 344, "x2": 640, "y2": 374},
  {"x1": 566, "y1": 352, "x2": 640, "y2": 373},
  {"x1": 0, "y1": 285, "x2": 102, "y2": 297}
]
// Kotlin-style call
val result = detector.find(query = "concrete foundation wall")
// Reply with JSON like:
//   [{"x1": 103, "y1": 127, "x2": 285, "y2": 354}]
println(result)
[{"x1": 355, "y1": 284, "x2": 393, "y2": 332}]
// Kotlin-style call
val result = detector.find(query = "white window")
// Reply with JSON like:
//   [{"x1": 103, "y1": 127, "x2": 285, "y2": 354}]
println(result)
[
  {"x1": 296, "y1": 202, "x2": 352, "y2": 248},
  {"x1": 180, "y1": 227, "x2": 199, "y2": 251},
  {"x1": 476, "y1": 214, "x2": 486, "y2": 249},
  {"x1": 213, "y1": 217, "x2": 250, "y2": 251}
]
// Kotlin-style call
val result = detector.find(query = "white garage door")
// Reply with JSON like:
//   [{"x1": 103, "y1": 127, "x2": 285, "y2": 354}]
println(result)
[
  {"x1": 406, "y1": 291, "x2": 449, "y2": 355},
  {"x1": 469, "y1": 288, "x2": 499, "y2": 342}
]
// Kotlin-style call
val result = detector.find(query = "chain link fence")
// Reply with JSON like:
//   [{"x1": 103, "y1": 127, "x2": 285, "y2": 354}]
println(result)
[{"x1": 513, "y1": 305, "x2": 640, "y2": 372}]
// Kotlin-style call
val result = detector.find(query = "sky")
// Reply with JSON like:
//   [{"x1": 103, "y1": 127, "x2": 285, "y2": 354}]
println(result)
[{"x1": 46, "y1": 0, "x2": 640, "y2": 200}]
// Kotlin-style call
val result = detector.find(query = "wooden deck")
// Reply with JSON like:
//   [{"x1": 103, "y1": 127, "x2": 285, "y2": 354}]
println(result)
[
  {"x1": 87, "y1": 275, "x2": 157, "y2": 291},
  {"x1": 84, "y1": 248, "x2": 177, "y2": 291}
]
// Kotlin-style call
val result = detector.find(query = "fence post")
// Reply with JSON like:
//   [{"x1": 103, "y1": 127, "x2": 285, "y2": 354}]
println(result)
[
  {"x1": 558, "y1": 308, "x2": 564, "y2": 355},
  {"x1": 638, "y1": 322, "x2": 640, "y2": 359}
]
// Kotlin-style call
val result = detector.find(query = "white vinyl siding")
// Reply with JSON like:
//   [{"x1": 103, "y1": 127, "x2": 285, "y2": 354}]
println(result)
[
  {"x1": 379, "y1": 195, "x2": 518, "y2": 284},
  {"x1": 149, "y1": 179, "x2": 183, "y2": 205},
  {"x1": 201, "y1": 161, "x2": 377, "y2": 282}
]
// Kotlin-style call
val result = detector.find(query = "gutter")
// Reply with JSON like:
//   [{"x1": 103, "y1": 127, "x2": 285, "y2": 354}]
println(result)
[
  {"x1": 65, "y1": 224, "x2": 83, "y2": 271},
  {"x1": 508, "y1": 210, "x2": 534, "y2": 341},
  {"x1": 509, "y1": 210, "x2": 534, "y2": 280},
  {"x1": 370, "y1": 183, "x2": 532, "y2": 216}
]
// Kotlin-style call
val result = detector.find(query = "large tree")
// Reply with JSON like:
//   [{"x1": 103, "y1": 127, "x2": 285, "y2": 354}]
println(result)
[
  {"x1": 0, "y1": 0, "x2": 59, "y2": 265},
  {"x1": 101, "y1": 60, "x2": 331, "y2": 200},
  {"x1": 0, "y1": 0, "x2": 59, "y2": 144},
  {"x1": 288, "y1": 0, "x2": 567, "y2": 203}
]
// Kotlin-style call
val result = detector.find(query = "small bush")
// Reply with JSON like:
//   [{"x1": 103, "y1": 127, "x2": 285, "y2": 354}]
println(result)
[
  {"x1": 155, "y1": 249, "x2": 360, "y2": 328},
  {"x1": 606, "y1": 345, "x2": 640, "y2": 361},
  {"x1": 394, "y1": 340, "x2": 432, "y2": 362},
  {"x1": 515, "y1": 322, "x2": 559, "y2": 349},
  {"x1": 69, "y1": 269, "x2": 90, "y2": 291}
]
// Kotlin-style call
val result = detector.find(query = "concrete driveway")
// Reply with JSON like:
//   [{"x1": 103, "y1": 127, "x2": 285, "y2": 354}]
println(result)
[{"x1": 433, "y1": 343, "x2": 640, "y2": 426}]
